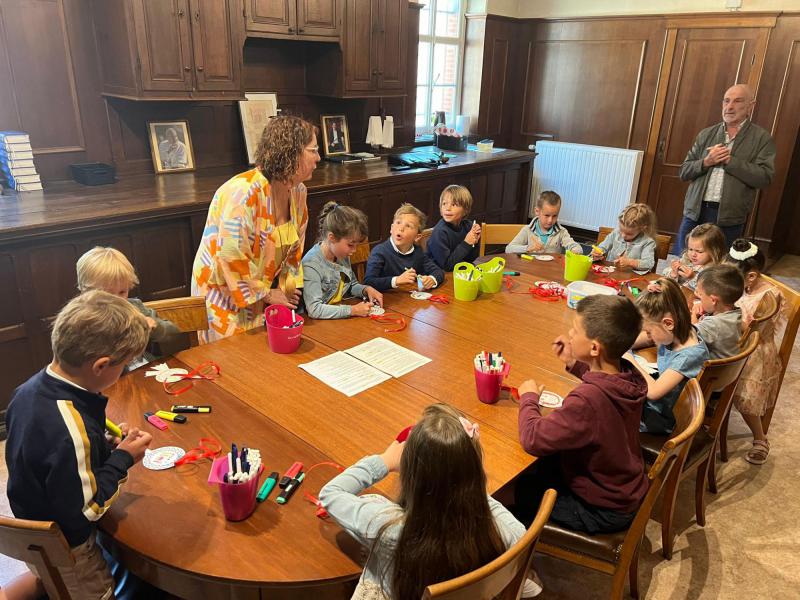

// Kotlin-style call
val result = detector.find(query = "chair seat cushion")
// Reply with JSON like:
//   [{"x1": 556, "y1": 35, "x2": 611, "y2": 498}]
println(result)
[
  {"x1": 539, "y1": 522, "x2": 627, "y2": 564},
  {"x1": 640, "y1": 430, "x2": 716, "y2": 470}
]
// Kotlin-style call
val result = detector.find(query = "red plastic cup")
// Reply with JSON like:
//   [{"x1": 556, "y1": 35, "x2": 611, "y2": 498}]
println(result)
[
  {"x1": 207, "y1": 456, "x2": 263, "y2": 521},
  {"x1": 474, "y1": 361, "x2": 511, "y2": 404},
  {"x1": 264, "y1": 304, "x2": 304, "y2": 354}
]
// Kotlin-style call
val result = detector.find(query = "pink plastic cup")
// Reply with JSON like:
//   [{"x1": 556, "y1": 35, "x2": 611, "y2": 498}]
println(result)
[
  {"x1": 474, "y1": 361, "x2": 511, "y2": 404},
  {"x1": 264, "y1": 304, "x2": 304, "y2": 354},
  {"x1": 207, "y1": 456, "x2": 263, "y2": 521}
]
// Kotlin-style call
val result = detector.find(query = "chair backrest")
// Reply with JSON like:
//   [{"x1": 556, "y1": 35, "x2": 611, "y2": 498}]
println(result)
[
  {"x1": 479, "y1": 223, "x2": 528, "y2": 257},
  {"x1": 351, "y1": 241, "x2": 372, "y2": 281},
  {"x1": 761, "y1": 275, "x2": 800, "y2": 392},
  {"x1": 596, "y1": 226, "x2": 612, "y2": 246},
  {"x1": 739, "y1": 290, "x2": 779, "y2": 346},
  {"x1": 596, "y1": 227, "x2": 671, "y2": 272},
  {"x1": 419, "y1": 227, "x2": 434, "y2": 253},
  {"x1": 144, "y1": 296, "x2": 208, "y2": 347},
  {"x1": 619, "y1": 378, "x2": 704, "y2": 555},
  {"x1": 422, "y1": 489, "x2": 557, "y2": 600},
  {"x1": 0, "y1": 516, "x2": 74, "y2": 600},
  {"x1": 698, "y1": 331, "x2": 760, "y2": 435}
]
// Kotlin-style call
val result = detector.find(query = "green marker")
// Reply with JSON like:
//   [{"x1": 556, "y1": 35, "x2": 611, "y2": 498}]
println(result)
[
  {"x1": 257, "y1": 471, "x2": 279, "y2": 502},
  {"x1": 631, "y1": 287, "x2": 640, "y2": 297},
  {"x1": 276, "y1": 472, "x2": 305, "y2": 505}
]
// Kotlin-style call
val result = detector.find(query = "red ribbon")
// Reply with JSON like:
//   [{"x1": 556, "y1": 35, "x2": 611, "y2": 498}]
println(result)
[
  {"x1": 301, "y1": 461, "x2": 345, "y2": 519},
  {"x1": 428, "y1": 294, "x2": 450, "y2": 304},
  {"x1": 370, "y1": 311, "x2": 407, "y2": 332}
]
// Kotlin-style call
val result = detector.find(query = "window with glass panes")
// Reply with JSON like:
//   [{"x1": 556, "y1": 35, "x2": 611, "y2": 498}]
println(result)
[{"x1": 416, "y1": 0, "x2": 465, "y2": 136}]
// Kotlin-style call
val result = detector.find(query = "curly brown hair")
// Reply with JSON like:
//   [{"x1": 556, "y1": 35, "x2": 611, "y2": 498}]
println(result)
[{"x1": 254, "y1": 116, "x2": 318, "y2": 183}]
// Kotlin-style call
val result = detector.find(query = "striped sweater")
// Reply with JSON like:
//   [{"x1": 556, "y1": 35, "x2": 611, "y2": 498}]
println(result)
[{"x1": 5, "y1": 367, "x2": 133, "y2": 546}]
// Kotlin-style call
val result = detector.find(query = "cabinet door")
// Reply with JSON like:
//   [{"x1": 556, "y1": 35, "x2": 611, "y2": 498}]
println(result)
[
  {"x1": 190, "y1": 0, "x2": 242, "y2": 92},
  {"x1": 133, "y1": 0, "x2": 194, "y2": 91},
  {"x1": 343, "y1": 0, "x2": 376, "y2": 93},
  {"x1": 246, "y1": 0, "x2": 296, "y2": 35},
  {"x1": 297, "y1": 0, "x2": 340, "y2": 38},
  {"x1": 375, "y1": 0, "x2": 406, "y2": 91}
]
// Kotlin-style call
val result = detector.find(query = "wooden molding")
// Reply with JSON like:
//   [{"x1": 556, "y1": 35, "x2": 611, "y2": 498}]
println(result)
[
  {"x1": 627, "y1": 41, "x2": 647, "y2": 149},
  {"x1": 33, "y1": 146, "x2": 85, "y2": 155},
  {"x1": 770, "y1": 39, "x2": 799, "y2": 135},
  {"x1": 665, "y1": 15, "x2": 778, "y2": 29}
]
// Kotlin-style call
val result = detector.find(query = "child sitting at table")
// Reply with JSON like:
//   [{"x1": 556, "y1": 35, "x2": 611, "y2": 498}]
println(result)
[
  {"x1": 662, "y1": 223, "x2": 727, "y2": 290},
  {"x1": 5, "y1": 291, "x2": 154, "y2": 599},
  {"x1": 725, "y1": 239, "x2": 787, "y2": 465},
  {"x1": 320, "y1": 403, "x2": 542, "y2": 599},
  {"x1": 505, "y1": 191, "x2": 582, "y2": 255},
  {"x1": 302, "y1": 201, "x2": 383, "y2": 319},
  {"x1": 515, "y1": 295, "x2": 648, "y2": 533},
  {"x1": 426, "y1": 184, "x2": 482, "y2": 271},
  {"x1": 633, "y1": 278, "x2": 708, "y2": 434},
  {"x1": 77, "y1": 246, "x2": 181, "y2": 363},
  {"x1": 691, "y1": 264, "x2": 744, "y2": 360},
  {"x1": 591, "y1": 204, "x2": 657, "y2": 274},
  {"x1": 364, "y1": 203, "x2": 445, "y2": 292}
]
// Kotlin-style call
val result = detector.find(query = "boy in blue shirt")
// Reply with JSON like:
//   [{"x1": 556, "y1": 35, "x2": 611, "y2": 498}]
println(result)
[
  {"x1": 692, "y1": 264, "x2": 744, "y2": 359},
  {"x1": 426, "y1": 185, "x2": 481, "y2": 271},
  {"x1": 365, "y1": 203, "x2": 445, "y2": 292},
  {"x1": 5, "y1": 291, "x2": 153, "y2": 599}
]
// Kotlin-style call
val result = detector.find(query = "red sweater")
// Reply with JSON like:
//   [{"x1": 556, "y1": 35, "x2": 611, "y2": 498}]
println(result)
[{"x1": 518, "y1": 360, "x2": 648, "y2": 513}]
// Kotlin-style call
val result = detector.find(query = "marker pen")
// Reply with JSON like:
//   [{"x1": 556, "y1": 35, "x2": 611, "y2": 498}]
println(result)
[
  {"x1": 143, "y1": 412, "x2": 168, "y2": 431},
  {"x1": 277, "y1": 472, "x2": 305, "y2": 505},
  {"x1": 105, "y1": 418, "x2": 123, "y2": 439},
  {"x1": 520, "y1": 254, "x2": 533, "y2": 261},
  {"x1": 171, "y1": 405, "x2": 211, "y2": 413},
  {"x1": 503, "y1": 271, "x2": 520, "y2": 276},
  {"x1": 257, "y1": 471, "x2": 280, "y2": 502},
  {"x1": 279, "y1": 461, "x2": 303, "y2": 489},
  {"x1": 155, "y1": 410, "x2": 187, "y2": 423}
]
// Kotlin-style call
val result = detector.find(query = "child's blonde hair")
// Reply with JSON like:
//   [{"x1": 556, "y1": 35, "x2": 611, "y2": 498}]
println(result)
[
  {"x1": 317, "y1": 201, "x2": 369, "y2": 242},
  {"x1": 618, "y1": 204, "x2": 657, "y2": 240},
  {"x1": 535, "y1": 190, "x2": 561, "y2": 211},
  {"x1": 636, "y1": 278, "x2": 692, "y2": 344},
  {"x1": 52, "y1": 290, "x2": 149, "y2": 368},
  {"x1": 76, "y1": 247, "x2": 139, "y2": 292},
  {"x1": 393, "y1": 203, "x2": 427, "y2": 232},
  {"x1": 685, "y1": 223, "x2": 727, "y2": 264},
  {"x1": 440, "y1": 185, "x2": 473, "y2": 216}
]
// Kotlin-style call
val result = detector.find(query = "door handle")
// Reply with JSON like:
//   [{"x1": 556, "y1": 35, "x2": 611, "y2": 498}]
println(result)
[
  {"x1": 288, "y1": 26, "x2": 295, "y2": 33},
  {"x1": 184, "y1": 66, "x2": 191, "y2": 71},
  {"x1": 177, "y1": 9, "x2": 184, "y2": 16},
  {"x1": 657, "y1": 139, "x2": 665, "y2": 160},
  {"x1": 298, "y1": 28, "x2": 304, "y2": 33},
  {"x1": 197, "y1": 65, "x2": 204, "y2": 71},
  {"x1": 195, "y1": 10, "x2": 200, "y2": 22}
]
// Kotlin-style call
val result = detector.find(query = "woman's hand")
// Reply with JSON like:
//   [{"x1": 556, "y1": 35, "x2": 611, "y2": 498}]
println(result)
[
  {"x1": 269, "y1": 288, "x2": 300, "y2": 309},
  {"x1": 365, "y1": 287, "x2": 383, "y2": 307},
  {"x1": 380, "y1": 440, "x2": 405, "y2": 473}
]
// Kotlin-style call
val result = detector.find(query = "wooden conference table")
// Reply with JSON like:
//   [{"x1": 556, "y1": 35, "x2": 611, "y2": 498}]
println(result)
[{"x1": 102, "y1": 254, "x2": 651, "y2": 600}]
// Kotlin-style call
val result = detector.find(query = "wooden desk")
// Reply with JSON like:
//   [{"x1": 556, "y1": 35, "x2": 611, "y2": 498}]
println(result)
[{"x1": 101, "y1": 253, "x2": 642, "y2": 599}]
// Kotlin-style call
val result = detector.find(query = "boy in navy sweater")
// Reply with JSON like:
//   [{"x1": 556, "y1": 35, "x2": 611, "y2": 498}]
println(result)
[
  {"x1": 426, "y1": 184, "x2": 481, "y2": 271},
  {"x1": 364, "y1": 203, "x2": 445, "y2": 292},
  {"x1": 5, "y1": 290, "x2": 153, "y2": 599}
]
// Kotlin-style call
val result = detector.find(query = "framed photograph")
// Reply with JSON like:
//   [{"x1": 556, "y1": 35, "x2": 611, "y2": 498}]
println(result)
[
  {"x1": 321, "y1": 115, "x2": 350, "y2": 156},
  {"x1": 147, "y1": 121, "x2": 195, "y2": 174},
  {"x1": 239, "y1": 92, "x2": 278, "y2": 164}
]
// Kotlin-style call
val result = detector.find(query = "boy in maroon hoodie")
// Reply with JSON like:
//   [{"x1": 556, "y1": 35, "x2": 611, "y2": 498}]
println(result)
[{"x1": 515, "y1": 294, "x2": 648, "y2": 533}]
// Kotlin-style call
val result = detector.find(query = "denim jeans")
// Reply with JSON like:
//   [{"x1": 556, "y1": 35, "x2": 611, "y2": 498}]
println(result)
[{"x1": 675, "y1": 202, "x2": 745, "y2": 255}]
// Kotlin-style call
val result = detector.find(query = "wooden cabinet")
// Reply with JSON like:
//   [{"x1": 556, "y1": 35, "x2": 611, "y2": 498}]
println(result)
[
  {"x1": 246, "y1": 0, "x2": 341, "y2": 41},
  {"x1": 93, "y1": 0, "x2": 244, "y2": 100},
  {"x1": 307, "y1": 0, "x2": 408, "y2": 97}
]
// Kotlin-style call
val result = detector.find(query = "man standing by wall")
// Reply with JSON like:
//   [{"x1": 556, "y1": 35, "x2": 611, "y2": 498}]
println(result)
[{"x1": 676, "y1": 84, "x2": 776, "y2": 254}]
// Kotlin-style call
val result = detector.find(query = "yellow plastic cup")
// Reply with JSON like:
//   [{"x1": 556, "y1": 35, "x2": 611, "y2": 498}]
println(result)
[
  {"x1": 478, "y1": 256, "x2": 506, "y2": 293},
  {"x1": 453, "y1": 262, "x2": 482, "y2": 301},
  {"x1": 563, "y1": 250, "x2": 592, "y2": 282}
]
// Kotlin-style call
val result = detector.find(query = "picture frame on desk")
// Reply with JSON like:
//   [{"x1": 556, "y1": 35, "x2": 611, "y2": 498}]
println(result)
[
  {"x1": 239, "y1": 93, "x2": 279, "y2": 165},
  {"x1": 147, "y1": 120, "x2": 195, "y2": 174},
  {"x1": 321, "y1": 115, "x2": 350, "y2": 157}
]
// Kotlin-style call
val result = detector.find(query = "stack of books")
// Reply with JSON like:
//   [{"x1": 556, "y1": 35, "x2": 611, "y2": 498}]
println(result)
[{"x1": 0, "y1": 131, "x2": 42, "y2": 191}]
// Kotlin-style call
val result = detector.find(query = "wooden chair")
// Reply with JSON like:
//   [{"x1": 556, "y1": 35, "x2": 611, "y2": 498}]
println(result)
[
  {"x1": 717, "y1": 291, "x2": 780, "y2": 462},
  {"x1": 419, "y1": 227, "x2": 434, "y2": 253},
  {"x1": 351, "y1": 241, "x2": 372, "y2": 282},
  {"x1": 144, "y1": 296, "x2": 208, "y2": 347},
  {"x1": 423, "y1": 489, "x2": 557, "y2": 599},
  {"x1": 537, "y1": 378, "x2": 704, "y2": 599},
  {"x1": 0, "y1": 516, "x2": 73, "y2": 600},
  {"x1": 761, "y1": 274, "x2": 800, "y2": 434},
  {"x1": 596, "y1": 226, "x2": 672, "y2": 273},
  {"x1": 639, "y1": 332, "x2": 759, "y2": 560},
  {"x1": 479, "y1": 223, "x2": 528, "y2": 257}
]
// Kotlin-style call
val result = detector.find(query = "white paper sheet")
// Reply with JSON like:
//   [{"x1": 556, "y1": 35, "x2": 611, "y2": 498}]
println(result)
[
  {"x1": 631, "y1": 352, "x2": 658, "y2": 375},
  {"x1": 345, "y1": 337, "x2": 431, "y2": 378},
  {"x1": 299, "y1": 352, "x2": 391, "y2": 397}
]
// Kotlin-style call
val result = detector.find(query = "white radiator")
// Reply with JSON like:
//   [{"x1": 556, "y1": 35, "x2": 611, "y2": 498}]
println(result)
[{"x1": 530, "y1": 141, "x2": 643, "y2": 232}]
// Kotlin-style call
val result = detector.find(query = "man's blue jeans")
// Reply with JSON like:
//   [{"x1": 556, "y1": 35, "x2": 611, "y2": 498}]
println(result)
[{"x1": 675, "y1": 201, "x2": 745, "y2": 255}]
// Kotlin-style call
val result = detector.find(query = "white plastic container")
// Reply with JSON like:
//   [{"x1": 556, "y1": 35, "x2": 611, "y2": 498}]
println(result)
[{"x1": 566, "y1": 280, "x2": 617, "y2": 309}]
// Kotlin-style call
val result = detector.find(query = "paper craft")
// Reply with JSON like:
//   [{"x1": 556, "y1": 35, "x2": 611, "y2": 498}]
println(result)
[
  {"x1": 369, "y1": 305, "x2": 386, "y2": 316},
  {"x1": 143, "y1": 446, "x2": 186, "y2": 471},
  {"x1": 411, "y1": 291, "x2": 432, "y2": 300},
  {"x1": 538, "y1": 391, "x2": 564, "y2": 408},
  {"x1": 534, "y1": 254, "x2": 554, "y2": 261},
  {"x1": 631, "y1": 353, "x2": 658, "y2": 375},
  {"x1": 299, "y1": 352, "x2": 391, "y2": 397},
  {"x1": 345, "y1": 337, "x2": 432, "y2": 378}
]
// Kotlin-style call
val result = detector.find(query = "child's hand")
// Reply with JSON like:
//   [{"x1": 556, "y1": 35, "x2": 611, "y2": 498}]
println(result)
[
  {"x1": 396, "y1": 269, "x2": 417, "y2": 287},
  {"x1": 677, "y1": 264, "x2": 694, "y2": 279},
  {"x1": 109, "y1": 422, "x2": 130, "y2": 446},
  {"x1": 590, "y1": 249, "x2": 604, "y2": 261},
  {"x1": 518, "y1": 379, "x2": 544, "y2": 397},
  {"x1": 365, "y1": 287, "x2": 383, "y2": 307},
  {"x1": 350, "y1": 301, "x2": 372, "y2": 317},
  {"x1": 615, "y1": 256, "x2": 638, "y2": 269},
  {"x1": 145, "y1": 317, "x2": 157, "y2": 330},
  {"x1": 552, "y1": 335, "x2": 576, "y2": 368},
  {"x1": 380, "y1": 440, "x2": 405, "y2": 473},
  {"x1": 691, "y1": 299, "x2": 705, "y2": 321},
  {"x1": 669, "y1": 260, "x2": 681, "y2": 278},
  {"x1": 465, "y1": 223, "x2": 482, "y2": 245},
  {"x1": 420, "y1": 275, "x2": 437, "y2": 290},
  {"x1": 117, "y1": 428, "x2": 152, "y2": 463},
  {"x1": 527, "y1": 238, "x2": 544, "y2": 253}
]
